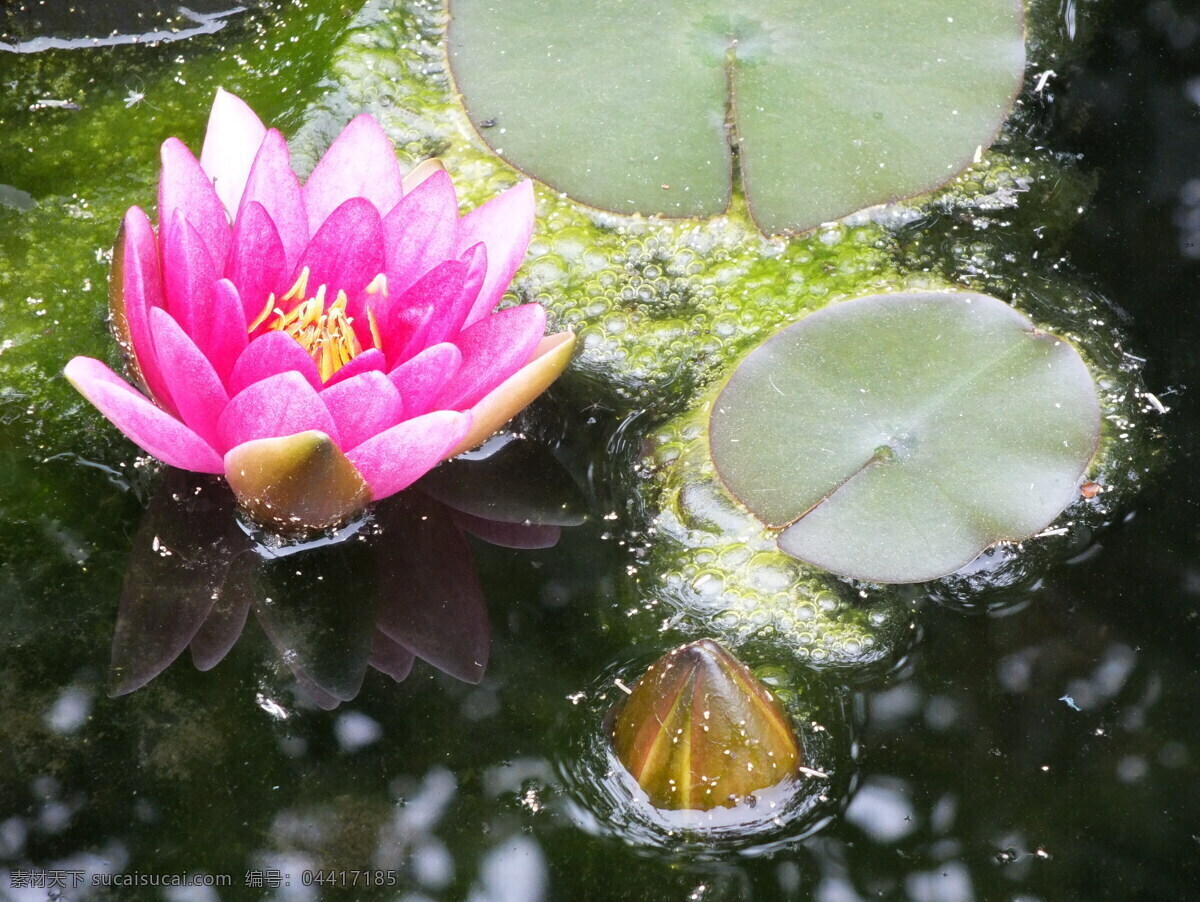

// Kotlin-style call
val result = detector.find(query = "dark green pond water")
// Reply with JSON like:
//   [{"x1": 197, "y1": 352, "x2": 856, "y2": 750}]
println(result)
[{"x1": 2, "y1": 1, "x2": 1199, "y2": 900}]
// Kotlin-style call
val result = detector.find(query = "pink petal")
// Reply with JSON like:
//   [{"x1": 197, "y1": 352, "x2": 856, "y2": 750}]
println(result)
[
  {"x1": 160, "y1": 136, "x2": 232, "y2": 269},
  {"x1": 344, "y1": 284, "x2": 377, "y2": 344},
  {"x1": 199, "y1": 88, "x2": 268, "y2": 218},
  {"x1": 434, "y1": 304, "x2": 546, "y2": 410},
  {"x1": 347, "y1": 410, "x2": 470, "y2": 501},
  {"x1": 455, "y1": 241, "x2": 489, "y2": 331},
  {"x1": 64, "y1": 357, "x2": 223, "y2": 473},
  {"x1": 323, "y1": 348, "x2": 386, "y2": 388},
  {"x1": 382, "y1": 169, "x2": 460, "y2": 297},
  {"x1": 387, "y1": 342, "x2": 461, "y2": 418},
  {"x1": 202, "y1": 279, "x2": 249, "y2": 385},
  {"x1": 218, "y1": 371, "x2": 341, "y2": 450},
  {"x1": 458, "y1": 180, "x2": 535, "y2": 326},
  {"x1": 381, "y1": 304, "x2": 432, "y2": 369},
  {"x1": 293, "y1": 197, "x2": 384, "y2": 301},
  {"x1": 320, "y1": 371, "x2": 404, "y2": 450},
  {"x1": 159, "y1": 233, "x2": 244, "y2": 388},
  {"x1": 303, "y1": 113, "x2": 404, "y2": 233},
  {"x1": 160, "y1": 211, "x2": 218, "y2": 344},
  {"x1": 228, "y1": 202, "x2": 288, "y2": 321},
  {"x1": 149, "y1": 308, "x2": 230, "y2": 449},
  {"x1": 236, "y1": 129, "x2": 308, "y2": 273},
  {"x1": 423, "y1": 242, "x2": 487, "y2": 348},
  {"x1": 114, "y1": 206, "x2": 175, "y2": 415},
  {"x1": 372, "y1": 259, "x2": 466, "y2": 365},
  {"x1": 453, "y1": 332, "x2": 574, "y2": 456},
  {"x1": 228, "y1": 331, "x2": 323, "y2": 396}
]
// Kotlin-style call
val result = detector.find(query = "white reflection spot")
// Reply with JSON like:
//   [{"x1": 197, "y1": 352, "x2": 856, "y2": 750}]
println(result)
[
  {"x1": 45, "y1": 687, "x2": 92, "y2": 734},
  {"x1": 334, "y1": 711, "x2": 383, "y2": 752},
  {"x1": 845, "y1": 777, "x2": 917, "y2": 843}
]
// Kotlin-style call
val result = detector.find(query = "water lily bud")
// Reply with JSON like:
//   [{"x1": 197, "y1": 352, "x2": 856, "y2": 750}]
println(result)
[{"x1": 610, "y1": 639, "x2": 801, "y2": 811}]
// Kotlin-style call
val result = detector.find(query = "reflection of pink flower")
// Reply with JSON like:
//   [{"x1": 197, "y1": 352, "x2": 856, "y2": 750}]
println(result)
[{"x1": 66, "y1": 89, "x2": 573, "y2": 529}]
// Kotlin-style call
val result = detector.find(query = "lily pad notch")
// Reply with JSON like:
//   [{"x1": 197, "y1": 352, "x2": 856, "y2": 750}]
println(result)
[
  {"x1": 709, "y1": 291, "x2": 1102, "y2": 583},
  {"x1": 446, "y1": 0, "x2": 1026, "y2": 234}
]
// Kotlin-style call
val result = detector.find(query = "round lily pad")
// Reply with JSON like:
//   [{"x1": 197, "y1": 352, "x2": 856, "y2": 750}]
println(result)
[
  {"x1": 446, "y1": 0, "x2": 1025, "y2": 234},
  {"x1": 709, "y1": 292, "x2": 1101, "y2": 583}
]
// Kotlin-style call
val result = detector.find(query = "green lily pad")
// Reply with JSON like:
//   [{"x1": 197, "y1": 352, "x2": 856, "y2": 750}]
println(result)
[
  {"x1": 446, "y1": 0, "x2": 1025, "y2": 233},
  {"x1": 709, "y1": 292, "x2": 1100, "y2": 583}
]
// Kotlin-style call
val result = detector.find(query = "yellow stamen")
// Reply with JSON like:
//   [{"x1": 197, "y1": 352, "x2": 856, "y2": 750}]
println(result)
[
  {"x1": 364, "y1": 274, "x2": 387, "y2": 352},
  {"x1": 248, "y1": 295, "x2": 278, "y2": 334},
  {"x1": 365, "y1": 273, "x2": 388, "y2": 297},
  {"x1": 283, "y1": 267, "x2": 310, "y2": 302},
  {"x1": 248, "y1": 267, "x2": 315, "y2": 334},
  {"x1": 254, "y1": 272, "x2": 371, "y2": 381},
  {"x1": 244, "y1": 267, "x2": 396, "y2": 381}
]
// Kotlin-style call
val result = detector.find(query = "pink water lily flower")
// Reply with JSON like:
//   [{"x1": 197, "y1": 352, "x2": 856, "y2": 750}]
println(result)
[{"x1": 66, "y1": 89, "x2": 574, "y2": 530}]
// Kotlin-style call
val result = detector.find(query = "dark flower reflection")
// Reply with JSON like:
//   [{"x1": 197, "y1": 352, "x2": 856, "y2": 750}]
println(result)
[{"x1": 109, "y1": 437, "x2": 585, "y2": 707}]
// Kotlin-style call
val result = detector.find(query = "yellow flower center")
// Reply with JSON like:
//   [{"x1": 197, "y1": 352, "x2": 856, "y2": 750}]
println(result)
[{"x1": 249, "y1": 268, "x2": 387, "y2": 382}]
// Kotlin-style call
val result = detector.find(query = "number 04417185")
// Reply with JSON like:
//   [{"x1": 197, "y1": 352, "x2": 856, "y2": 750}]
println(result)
[{"x1": 300, "y1": 870, "x2": 399, "y2": 887}]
